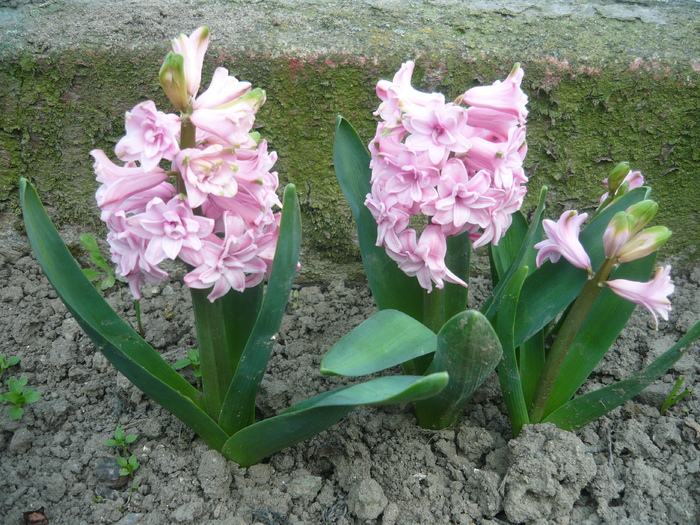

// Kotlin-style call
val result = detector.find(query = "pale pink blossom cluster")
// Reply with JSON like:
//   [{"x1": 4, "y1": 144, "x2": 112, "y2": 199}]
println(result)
[
  {"x1": 534, "y1": 171, "x2": 675, "y2": 328},
  {"x1": 366, "y1": 61, "x2": 529, "y2": 292},
  {"x1": 91, "y1": 27, "x2": 281, "y2": 302}
]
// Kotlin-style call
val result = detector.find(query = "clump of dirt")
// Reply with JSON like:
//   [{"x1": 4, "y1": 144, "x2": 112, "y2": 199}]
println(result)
[{"x1": 1, "y1": 226, "x2": 698, "y2": 524}]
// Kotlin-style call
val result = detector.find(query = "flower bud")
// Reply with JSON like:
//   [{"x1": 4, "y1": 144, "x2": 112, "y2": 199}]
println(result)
[
  {"x1": 605, "y1": 161, "x2": 630, "y2": 196},
  {"x1": 617, "y1": 226, "x2": 672, "y2": 263},
  {"x1": 239, "y1": 88, "x2": 266, "y2": 112},
  {"x1": 159, "y1": 52, "x2": 189, "y2": 112},
  {"x1": 626, "y1": 200, "x2": 658, "y2": 234},
  {"x1": 603, "y1": 211, "x2": 634, "y2": 259}
]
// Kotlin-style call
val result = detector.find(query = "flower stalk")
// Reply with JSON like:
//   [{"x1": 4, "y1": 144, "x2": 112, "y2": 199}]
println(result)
[{"x1": 529, "y1": 256, "x2": 617, "y2": 422}]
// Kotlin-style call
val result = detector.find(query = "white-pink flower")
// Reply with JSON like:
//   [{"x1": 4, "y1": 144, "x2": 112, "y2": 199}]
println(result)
[
  {"x1": 175, "y1": 145, "x2": 239, "y2": 208},
  {"x1": 375, "y1": 61, "x2": 445, "y2": 129},
  {"x1": 403, "y1": 101, "x2": 471, "y2": 165},
  {"x1": 171, "y1": 27, "x2": 210, "y2": 97},
  {"x1": 367, "y1": 61, "x2": 529, "y2": 292},
  {"x1": 193, "y1": 67, "x2": 252, "y2": 110},
  {"x1": 385, "y1": 226, "x2": 467, "y2": 293},
  {"x1": 184, "y1": 213, "x2": 269, "y2": 302},
  {"x1": 461, "y1": 64, "x2": 528, "y2": 125},
  {"x1": 127, "y1": 197, "x2": 214, "y2": 266},
  {"x1": 534, "y1": 210, "x2": 593, "y2": 274},
  {"x1": 423, "y1": 161, "x2": 494, "y2": 235},
  {"x1": 105, "y1": 210, "x2": 169, "y2": 300},
  {"x1": 605, "y1": 265, "x2": 674, "y2": 329},
  {"x1": 91, "y1": 150, "x2": 168, "y2": 212},
  {"x1": 115, "y1": 101, "x2": 181, "y2": 171}
]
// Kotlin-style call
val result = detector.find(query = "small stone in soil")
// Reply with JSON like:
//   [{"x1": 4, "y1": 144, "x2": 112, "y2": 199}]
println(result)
[
  {"x1": 94, "y1": 456, "x2": 130, "y2": 489},
  {"x1": 348, "y1": 478, "x2": 388, "y2": 520}
]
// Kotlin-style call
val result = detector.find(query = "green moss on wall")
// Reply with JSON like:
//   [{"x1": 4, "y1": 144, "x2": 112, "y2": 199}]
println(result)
[{"x1": 1, "y1": 47, "x2": 698, "y2": 271}]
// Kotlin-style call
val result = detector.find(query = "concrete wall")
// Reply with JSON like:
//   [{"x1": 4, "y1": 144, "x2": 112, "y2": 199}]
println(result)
[{"x1": 1, "y1": 0, "x2": 699, "y2": 279}]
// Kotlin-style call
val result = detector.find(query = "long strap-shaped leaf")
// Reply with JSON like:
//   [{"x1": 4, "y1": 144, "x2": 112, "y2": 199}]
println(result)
[
  {"x1": 494, "y1": 266, "x2": 531, "y2": 436},
  {"x1": 541, "y1": 253, "x2": 656, "y2": 417},
  {"x1": 218, "y1": 184, "x2": 302, "y2": 435},
  {"x1": 414, "y1": 310, "x2": 503, "y2": 429},
  {"x1": 544, "y1": 319, "x2": 700, "y2": 431},
  {"x1": 222, "y1": 373, "x2": 448, "y2": 467},
  {"x1": 482, "y1": 187, "x2": 547, "y2": 320},
  {"x1": 320, "y1": 309, "x2": 437, "y2": 377},
  {"x1": 19, "y1": 179, "x2": 229, "y2": 451},
  {"x1": 333, "y1": 116, "x2": 423, "y2": 321}
]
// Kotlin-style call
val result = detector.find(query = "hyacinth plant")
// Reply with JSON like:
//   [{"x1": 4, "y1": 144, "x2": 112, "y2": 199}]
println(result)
[
  {"x1": 19, "y1": 28, "x2": 449, "y2": 467},
  {"x1": 329, "y1": 61, "x2": 700, "y2": 434}
]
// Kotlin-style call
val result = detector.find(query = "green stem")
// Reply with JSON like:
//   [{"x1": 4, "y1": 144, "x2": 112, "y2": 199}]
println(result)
[
  {"x1": 133, "y1": 300, "x2": 144, "y2": 339},
  {"x1": 178, "y1": 117, "x2": 197, "y2": 194},
  {"x1": 529, "y1": 258, "x2": 617, "y2": 422},
  {"x1": 404, "y1": 288, "x2": 445, "y2": 375},
  {"x1": 190, "y1": 288, "x2": 233, "y2": 420}
]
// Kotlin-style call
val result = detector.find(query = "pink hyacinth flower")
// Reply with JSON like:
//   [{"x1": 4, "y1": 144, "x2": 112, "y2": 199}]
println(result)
[
  {"x1": 403, "y1": 101, "x2": 471, "y2": 166},
  {"x1": 114, "y1": 101, "x2": 181, "y2": 171},
  {"x1": 375, "y1": 61, "x2": 445, "y2": 128},
  {"x1": 127, "y1": 197, "x2": 215, "y2": 267},
  {"x1": 171, "y1": 26, "x2": 210, "y2": 97},
  {"x1": 462, "y1": 64, "x2": 529, "y2": 125},
  {"x1": 605, "y1": 265, "x2": 674, "y2": 329},
  {"x1": 193, "y1": 67, "x2": 252, "y2": 110},
  {"x1": 91, "y1": 150, "x2": 168, "y2": 212},
  {"x1": 184, "y1": 213, "x2": 269, "y2": 302},
  {"x1": 175, "y1": 145, "x2": 239, "y2": 208},
  {"x1": 423, "y1": 160, "x2": 494, "y2": 235},
  {"x1": 105, "y1": 210, "x2": 169, "y2": 300},
  {"x1": 534, "y1": 210, "x2": 593, "y2": 274},
  {"x1": 386, "y1": 226, "x2": 467, "y2": 293}
]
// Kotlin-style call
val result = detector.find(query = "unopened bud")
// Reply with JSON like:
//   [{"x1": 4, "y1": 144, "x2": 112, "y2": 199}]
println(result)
[
  {"x1": 159, "y1": 52, "x2": 189, "y2": 112},
  {"x1": 603, "y1": 211, "x2": 634, "y2": 259},
  {"x1": 240, "y1": 88, "x2": 266, "y2": 112},
  {"x1": 617, "y1": 226, "x2": 672, "y2": 263},
  {"x1": 605, "y1": 161, "x2": 630, "y2": 196},
  {"x1": 626, "y1": 200, "x2": 658, "y2": 234}
]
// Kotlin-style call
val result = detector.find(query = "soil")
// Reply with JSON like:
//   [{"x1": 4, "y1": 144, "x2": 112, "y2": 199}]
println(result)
[{"x1": 1, "y1": 224, "x2": 699, "y2": 525}]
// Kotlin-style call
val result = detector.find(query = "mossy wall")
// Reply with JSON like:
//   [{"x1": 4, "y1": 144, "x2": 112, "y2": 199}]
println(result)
[{"x1": 1, "y1": 0, "x2": 699, "y2": 279}]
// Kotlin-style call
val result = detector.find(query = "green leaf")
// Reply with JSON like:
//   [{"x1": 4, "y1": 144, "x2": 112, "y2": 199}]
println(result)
[
  {"x1": 82, "y1": 268, "x2": 100, "y2": 282},
  {"x1": 7, "y1": 376, "x2": 25, "y2": 393},
  {"x1": 8, "y1": 406, "x2": 24, "y2": 419},
  {"x1": 414, "y1": 310, "x2": 503, "y2": 429},
  {"x1": 222, "y1": 373, "x2": 448, "y2": 467},
  {"x1": 444, "y1": 232, "x2": 471, "y2": 319},
  {"x1": 482, "y1": 187, "x2": 547, "y2": 320},
  {"x1": 80, "y1": 233, "x2": 99, "y2": 252},
  {"x1": 494, "y1": 266, "x2": 530, "y2": 436},
  {"x1": 218, "y1": 184, "x2": 302, "y2": 435},
  {"x1": 512, "y1": 187, "x2": 650, "y2": 347},
  {"x1": 173, "y1": 358, "x2": 191, "y2": 369},
  {"x1": 19, "y1": 179, "x2": 228, "y2": 452},
  {"x1": 544, "y1": 319, "x2": 700, "y2": 431},
  {"x1": 541, "y1": 253, "x2": 656, "y2": 417},
  {"x1": 320, "y1": 309, "x2": 437, "y2": 376},
  {"x1": 489, "y1": 211, "x2": 531, "y2": 285},
  {"x1": 1, "y1": 392, "x2": 17, "y2": 403},
  {"x1": 22, "y1": 390, "x2": 41, "y2": 404},
  {"x1": 333, "y1": 116, "x2": 423, "y2": 321}
]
